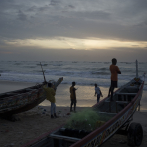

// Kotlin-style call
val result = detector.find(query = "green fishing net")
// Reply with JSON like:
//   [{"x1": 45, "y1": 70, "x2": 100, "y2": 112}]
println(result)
[{"x1": 65, "y1": 108, "x2": 111, "y2": 131}]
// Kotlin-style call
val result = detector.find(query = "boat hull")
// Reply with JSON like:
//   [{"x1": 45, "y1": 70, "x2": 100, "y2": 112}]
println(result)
[
  {"x1": 0, "y1": 77, "x2": 63, "y2": 116},
  {"x1": 0, "y1": 84, "x2": 46, "y2": 116}
]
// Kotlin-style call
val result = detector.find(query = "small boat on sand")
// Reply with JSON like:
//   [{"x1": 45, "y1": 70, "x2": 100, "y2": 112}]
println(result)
[
  {"x1": 22, "y1": 61, "x2": 146, "y2": 147},
  {"x1": 0, "y1": 77, "x2": 63, "y2": 120}
]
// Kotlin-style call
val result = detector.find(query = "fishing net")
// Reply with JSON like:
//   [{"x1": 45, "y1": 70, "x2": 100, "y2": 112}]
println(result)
[{"x1": 65, "y1": 108, "x2": 111, "y2": 131}]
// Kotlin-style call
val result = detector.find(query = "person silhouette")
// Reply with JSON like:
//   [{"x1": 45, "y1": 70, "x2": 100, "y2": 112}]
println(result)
[
  {"x1": 94, "y1": 84, "x2": 103, "y2": 103},
  {"x1": 69, "y1": 82, "x2": 77, "y2": 112},
  {"x1": 108, "y1": 58, "x2": 121, "y2": 101}
]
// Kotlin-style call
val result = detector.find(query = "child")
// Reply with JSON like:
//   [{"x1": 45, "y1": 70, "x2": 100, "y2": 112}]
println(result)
[{"x1": 94, "y1": 84, "x2": 103, "y2": 103}]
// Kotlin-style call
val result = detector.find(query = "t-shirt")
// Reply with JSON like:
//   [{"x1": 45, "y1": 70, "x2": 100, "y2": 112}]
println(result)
[
  {"x1": 110, "y1": 65, "x2": 120, "y2": 81},
  {"x1": 70, "y1": 86, "x2": 76, "y2": 99},
  {"x1": 43, "y1": 86, "x2": 56, "y2": 103},
  {"x1": 95, "y1": 87, "x2": 100, "y2": 95}
]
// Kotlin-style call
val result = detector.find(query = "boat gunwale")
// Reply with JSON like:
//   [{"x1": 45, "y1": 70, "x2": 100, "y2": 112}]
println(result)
[
  {"x1": 0, "y1": 85, "x2": 43, "y2": 98},
  {"x1": 0, "y1": 84, "x2": 43, "y2": 98},
  {"x1": 21, "y1": 124, "x2": 65, "y2": 147}
]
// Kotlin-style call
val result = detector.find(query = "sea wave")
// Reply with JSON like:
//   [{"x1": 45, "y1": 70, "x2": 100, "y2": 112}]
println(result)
[
  {"x1": 53, "y1": 64, "x2": 63, "y2": 66},
  {"x1": 0, "y1": 61, "x2": 147, "y2": 91},
  {"x1": 14, "y1": 63, "x2": 22, "y2": 65},
  {"x1": 36, "y1": 63, "x2": 48, "y2": 66},
  {"x1": 23, "y1": 65, "x2": 36, "y2": 68},
  {"x1": 91, "y1": 71, "x2": 109, "y2": 75}
]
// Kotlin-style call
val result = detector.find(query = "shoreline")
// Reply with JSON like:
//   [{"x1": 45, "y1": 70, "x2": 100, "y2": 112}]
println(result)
[{"x1": 0, "y1": 80, "x2": 147, "y2": 111}]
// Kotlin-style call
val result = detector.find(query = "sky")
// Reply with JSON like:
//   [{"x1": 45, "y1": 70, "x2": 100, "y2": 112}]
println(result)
[{"x1": 0, "y1": 0, "x2": 147, "y2": 61}]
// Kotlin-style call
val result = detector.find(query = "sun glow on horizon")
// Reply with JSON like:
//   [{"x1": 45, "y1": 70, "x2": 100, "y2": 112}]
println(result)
[{"x1": 4, "y1": 37, "x2": 147, "y2": 50}]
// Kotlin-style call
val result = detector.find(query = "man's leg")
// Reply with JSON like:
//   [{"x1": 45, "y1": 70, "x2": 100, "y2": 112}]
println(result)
[
  {"x1": 51, "y1": 103, "x2": 54, "y2": 118},
  {"x1": 110, "y1": 87, "x2": 114, "y2": 101},
  {"x1": 97, "y1": 94, "x2": 100, "y2": 103},
  {"x1": 70, "y1": 99, "x2": 73, "y2": 112},
  {"x1": 54, "y1": 103, "x2": 58, "y2": 118},
  {"x1": 108, "y1": 86, "x2": 111, "y2": 97},
  {"x1": 74, "y1": 100, "x2": 76, "y2": 112}
]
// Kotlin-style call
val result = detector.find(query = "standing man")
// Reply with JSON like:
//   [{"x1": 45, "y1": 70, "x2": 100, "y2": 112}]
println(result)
[
  {"x1": 70, "y1": 82, "x2": 77, "y2": 112},
  {"x1": 94, "y1": 84, "x2": 103, "y2": 103},
  {"x1": 43, "y1": 83, "x2": 58, "y2": 118},
  {"x1": 108, "y1": 58, "x2": 121, "y2": 101}
]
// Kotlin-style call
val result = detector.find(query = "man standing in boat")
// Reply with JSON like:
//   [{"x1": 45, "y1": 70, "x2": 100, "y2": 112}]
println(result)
[
  {"x1": 108, "y1": 58, "x2": 121, "y2": 101},
  {"x1": 70, "y1": 82, "x2": 77, "y2": 112}
]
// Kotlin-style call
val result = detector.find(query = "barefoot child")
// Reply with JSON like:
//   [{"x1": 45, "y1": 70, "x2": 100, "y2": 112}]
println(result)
[{"x1": 94, "y1": 84, "x2": 103, "y2": 103}]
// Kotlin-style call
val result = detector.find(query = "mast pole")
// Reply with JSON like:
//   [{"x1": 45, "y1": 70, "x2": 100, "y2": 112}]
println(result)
[
  {"x1": 40, "y1": 62, "x2": 47, "y2": 83},
  {"x1": 136, "y1": 60, "x2": 138, "y2": 78}
]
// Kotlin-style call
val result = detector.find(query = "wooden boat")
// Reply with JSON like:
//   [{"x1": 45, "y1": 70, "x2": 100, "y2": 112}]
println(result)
[
  {"x1": 0, "y1": 77, "x2": 63, "y2": 117},
  {"x1": 22, "y1": 61, "x2": 145, "y2": 147}
]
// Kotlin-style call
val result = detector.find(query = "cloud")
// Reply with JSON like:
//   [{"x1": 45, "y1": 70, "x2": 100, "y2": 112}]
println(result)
[
  {"x1": 27, "y1": 6, "x2": 37, "y2": 12},
  {"x1": 0, "y1": 0, "x2": 147, "y2": 61},
  {"x1": 49, "y1": 0, "x2": 60, "y2": 6},
  {"x1": 0, "y1": 47, "x2": 147, "y2": 62},
  {"x1": 67, "y1": 5, "x2": 75, "y2": 9},
  {"x1": 17, "y1": 10, "x2": 27, "y2": 21}
]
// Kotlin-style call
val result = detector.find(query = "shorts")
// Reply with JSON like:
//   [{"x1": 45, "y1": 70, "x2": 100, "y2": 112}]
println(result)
[
  {"x1": 71, "y1": 99, "x2": 77, "y2": 104},
  {"x1": 111, "y1": 80, "x2": 117, "y2": 88}
]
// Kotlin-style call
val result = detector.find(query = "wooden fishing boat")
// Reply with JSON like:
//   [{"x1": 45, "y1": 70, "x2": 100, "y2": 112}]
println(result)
[
  {"x1": 0, "y1": 77, "x2": 63, "y2": 118},
  {"x1": 22, "y1": 61, "x2": 145, "y2": 147}
]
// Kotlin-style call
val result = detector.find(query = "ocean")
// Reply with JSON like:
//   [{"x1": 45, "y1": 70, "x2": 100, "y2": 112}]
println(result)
[
  {"x1": 0, "y1": 61, "x2": 147, "y2": 89},
  {"x1": 0, "y1": 60, "x2": 147, "y2": 109}
]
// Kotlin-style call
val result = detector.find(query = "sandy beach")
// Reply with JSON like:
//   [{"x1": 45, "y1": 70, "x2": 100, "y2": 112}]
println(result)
[
  {"x1": 0, "y1": 107, "x2": 147, "y2": 147},
  {"x1": 0, "y1": 80, "x2": 147, "y2": 147}
]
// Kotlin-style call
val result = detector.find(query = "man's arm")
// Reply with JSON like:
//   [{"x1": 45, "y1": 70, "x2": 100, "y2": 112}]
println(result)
[
  {"x1": 117, "y1": 66, "x2": 121, "y2": 74},
  {"x1": 94, "y1": 91, "x2": 96, "y2": 96},
  {"x1": 117, "y1": 71, "x2": 121, "y2": 74},
  {"x1": 100, "y1": 90, "x2": 103, "y2": 97}
]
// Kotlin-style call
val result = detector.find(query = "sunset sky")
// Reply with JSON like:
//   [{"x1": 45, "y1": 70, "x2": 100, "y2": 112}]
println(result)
[{"x1": 0, "y1": 0, "x2": 147, "y2": 61}]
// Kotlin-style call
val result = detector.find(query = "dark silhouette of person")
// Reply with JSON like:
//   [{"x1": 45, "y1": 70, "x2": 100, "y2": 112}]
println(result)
[
  {"x1": 94, "y1": 84, "x2": 103, "y2": 103},
  {"x1": 69, "y1": 82, "x2": 77, "y2": 112},
  {"x1": 108, "y1": 58, "x2": 121, "y2": 101}
]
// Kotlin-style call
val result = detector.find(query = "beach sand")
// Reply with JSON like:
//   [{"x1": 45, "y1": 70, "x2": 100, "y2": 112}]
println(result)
[
  {"x1": 0, "y1": 80, "x2": 147, "y2": 147},
  {"x1": 0, "y1": 106, "x2": 86, "y2": 147}
]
